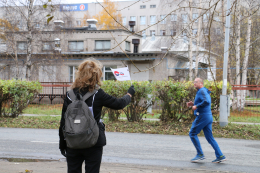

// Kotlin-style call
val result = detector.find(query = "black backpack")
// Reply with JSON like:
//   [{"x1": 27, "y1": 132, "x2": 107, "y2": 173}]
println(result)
[{"x1": 63, "y1": 89, "x2": 99, "y2": 149}]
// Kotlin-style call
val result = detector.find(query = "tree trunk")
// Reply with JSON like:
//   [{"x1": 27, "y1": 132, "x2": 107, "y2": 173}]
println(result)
[
  {"x1": 195, "y1": 0, "x2": 201, "y2": 78},
  {"x1": 188, "y1": 0, "x2": 193, "y2": 81},
  {"x1": 25, "y1": 0, "x2": 34, "y2": 81},
  {"x1": 241, "y1": 14, "x2": 252, "y2": 110},
  {"x1": 235, "y1": 0, "x2": 241, "y2": 111}
]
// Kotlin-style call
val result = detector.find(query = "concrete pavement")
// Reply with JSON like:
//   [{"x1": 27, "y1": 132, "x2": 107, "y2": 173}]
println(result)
[{"x1": 0, "y1": 160, "x2": 238, "y2": 173}]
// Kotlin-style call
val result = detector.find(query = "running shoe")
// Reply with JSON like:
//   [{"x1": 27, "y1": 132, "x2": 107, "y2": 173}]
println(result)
[
  {"x1": 191, "y1": 154, "x2": 205, "y2": 162},
  {"x1": 212, "y1": 155, "x2": 226, "y2": 163}
]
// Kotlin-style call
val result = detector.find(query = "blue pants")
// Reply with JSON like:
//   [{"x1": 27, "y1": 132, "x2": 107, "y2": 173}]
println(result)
[{"x1": 189, "y1": 114, "x2": 223, "y2": 158}]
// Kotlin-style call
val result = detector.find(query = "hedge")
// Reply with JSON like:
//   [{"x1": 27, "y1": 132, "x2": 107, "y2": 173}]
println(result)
[
  {"x1": 0, "y1": 79, "x2": 42, "y2": 117},
  {"x1": 100, "y1": 80, "x2": 231, "y2": 122}
]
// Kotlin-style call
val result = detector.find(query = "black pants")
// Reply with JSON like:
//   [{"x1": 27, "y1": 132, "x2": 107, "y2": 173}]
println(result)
[{"x1": 66, "y1": 146, "x2": 103, "y2": 173}]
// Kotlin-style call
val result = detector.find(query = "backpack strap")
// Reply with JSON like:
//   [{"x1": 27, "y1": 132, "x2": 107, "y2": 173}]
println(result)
[
  {"x1": 82, "y1": 89, "x2": 98, "y2": 102},
  {"x1": 68, "y1": 90, "x2": 77, "y2": 101}
]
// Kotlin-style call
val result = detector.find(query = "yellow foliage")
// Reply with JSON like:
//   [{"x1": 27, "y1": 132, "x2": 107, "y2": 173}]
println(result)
[
  {"x1": 81, "y1": 11, "x2": 91, "y2": 27},
  {"x1": 92, "y1": 0, "x2": 122, "y2": 30},
  {"x1": 0, "y1": 18, "x2": 19, "y2": 41}
]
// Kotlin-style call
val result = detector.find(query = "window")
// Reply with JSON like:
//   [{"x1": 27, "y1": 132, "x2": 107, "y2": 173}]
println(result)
[
  {"x1": 150, "y1": 5, "x2": 156, "y2": 8},
  {"x1": 160, "y1": 15, "x2": 166, "y2": 24},
  {"x1": 181, "y1": 14, "x2": 188, "y2": 23},
  {"x1": 95, "y1": 40, "x2": 111, "y2": 50},
  {"x1": 0, "y1": 39, "x2": 6, "y2": 53},
  {"x1": 18, "y1": 21, "x2": 23, "y2": 29},
  {"x1": 204, "y1": 28, "x2": 209, "y2": 35},
  {"x1": 130, "y1": 16, "x2": 136, "y2": 21},
  {"x1": 215, "y1": 28, "x2": 221, "y2": 35},
  {"x1": 203, "y1": 13, "x2": 209, "y2": 22},
  {"x1": 69, "y1": 66, "x2": 78, "y2": 82},
  {"x1": 68, "y1": 41, "x2": 84, "y2": 51},
  {"x1": 42, "y1": 41, "x2": 54, "y2": 50},
  {"x1": 103, "y1": 66, "x2": 116, "y2": 80},
  {"x1": 171, "y1": 14, "x2": 177, "y2": 22},
  {"x1": 142, "y1": 30, "x2": 146, "y2": 38},
  {"x1": 170, "y1": 29, "x2": 176, "y2": 36},
  {"x1": 160, "y1": 30, "x2": 166, "y2": 36},
  {"x1": 182, "y1": 30, "x2": 187, "y2": 36},
  {"x1": 192, "y1": 13, "x2": 198, "y2": 22},
  {"x1": 17, "y1": 41, "x2": 27, "y2": 51},
  {"x1": 76, "y1": 20, "x2": 81, "y2": 26},
  {"x1": 140, "y1": 16, "x2": 146, "y2": 25},
  {"x1": 192, "y1": 29, "x2": 198, "y2": 35},
  {"x1": 125, "y1": 41, "x2": 130, "y2": 51},
  {"x1": 150, "y1": 30, "x2": 155, "y2": 36},
  {"x1": 140, "y1": 5, "x2": 146, "y2": 9},
  {"x1": 122, "y1": 17, "x2": 126, "y2": 25},
  {"x1": 150, "y1": 15, "x2": 156, "y2": 25},
  {"x1": 68, "y1": 21, "x2": 72, "y2": 27},
  {"x1": 35, "y1": 22, "x2": 40, "y2": 28}
]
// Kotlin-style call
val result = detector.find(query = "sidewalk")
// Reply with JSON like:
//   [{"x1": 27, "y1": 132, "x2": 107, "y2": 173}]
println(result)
[{"x1": 0, "y1": 160, "x2": 239, "y2": 173}]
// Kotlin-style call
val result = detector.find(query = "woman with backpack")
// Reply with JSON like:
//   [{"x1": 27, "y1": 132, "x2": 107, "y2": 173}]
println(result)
[{"x1": 59, "y1": 59, "x2": 135, "y2": 173}]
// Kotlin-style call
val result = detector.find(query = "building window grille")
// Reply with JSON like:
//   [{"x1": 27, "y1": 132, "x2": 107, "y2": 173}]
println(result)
[
  {"x1": 192, "y1": 29, "x2": 198, "y2": 35},
  {"x1": 140, "y1": 16, "x2": 146, "y2": 25},
  {"x1": 150, "y1": 30, "x2": 155, "y2": 36},
  {"x1": 76, "y1": 20, "x2": 81, "y2": 26},
  {"x1": 171, "y1": 14, "x2": 177, "y2": 22},
  {"x1": 130, "y1": 16, "x2": 136, "y2": 21},
  {"x1": 181, "y1": 14, "x2": 188, "y2": 23},
  {"x1": 204, "y1": 28, "x2": 209, "y2": 35},
  {"x1": 203, "y1": 13, "x2": 209, "y2": 22},
  {"x1": 160, "y1": 30, "x2": 166, "y2": 36},
  {"x1": 170, "y1": 29, "x2": 177, "y2": 36},
  {"x1": 122, "y1": 17, "x2": 126, "y2": 25},
  {"x1": 17, "y1": 41, "x2": 27, "y2": 50},
  {"x1": 68, "y1": 41, "x2": 84, "y2": 51},
  {"x1": 42, "y1": 41, "x2": 54, "y2": 50},
  {"x1": 192, "y1": 13, "x2": 198, "y2": 22},
  {"x1": 103, "y1": 66, "x2": 116, "y2": 80},
  {"x1": 35, "y1": 22, "x2": 40, "y2": 28},
  {"x1": 95, "y1": 40, "x2": 111, "y2": 50},
  {"x1": 67, "y1": 21, "x2": 72, "y2": 27},
  {"x1": 150, "y1": 15, "x2": 156, "y2": 25},
  {"x1": 69, "y1": 66, "x2": 78, "y2": 82},
  {"x1": 125, "y1": 41, "x2": 130, "y2": 51},
  {"x1": 160, "y1": 15, "x2": 166, "y2": 24}
]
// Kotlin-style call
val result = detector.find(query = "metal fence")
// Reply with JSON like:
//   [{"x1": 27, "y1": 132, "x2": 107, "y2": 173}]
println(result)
[
  {"x1": 231, "y1": 85, "x2": 260, "y2": 118},
  {"x1": 34, "y1": 81, "x2": 72, "y2": 104}
]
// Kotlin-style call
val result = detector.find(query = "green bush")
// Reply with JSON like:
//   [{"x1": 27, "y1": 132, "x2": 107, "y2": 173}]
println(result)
[
  {"x1": 152, "y1": 80, "x2": 232, "y2": 122},
  {"x1": 152, "y1": 80, "x2": 196, "y2": 122},
  {"x1": 0, "y1": 79, "x2": 42, "y2": 117},
  {"x1": 101, "y1": 80, "x2": 153, "y2": 122}
]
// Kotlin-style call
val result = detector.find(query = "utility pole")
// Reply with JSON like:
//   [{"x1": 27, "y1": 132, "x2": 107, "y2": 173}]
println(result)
[{"x1": 219, "y1": 0, "x2": 231, "y2": 127}]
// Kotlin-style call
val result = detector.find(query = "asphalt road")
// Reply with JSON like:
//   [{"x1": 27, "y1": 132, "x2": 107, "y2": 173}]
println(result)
[{"x1": 0, "y1": 127, "x2": 260, "y2": 173}]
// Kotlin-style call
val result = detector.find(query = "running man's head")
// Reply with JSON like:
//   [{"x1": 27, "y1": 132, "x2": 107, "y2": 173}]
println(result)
[
  {"x1": 193, "y1": 78, "x2": 204, "y2": 90},
  {"x1": 71, "y1": 58, "x2": 103, "y2": 92}
]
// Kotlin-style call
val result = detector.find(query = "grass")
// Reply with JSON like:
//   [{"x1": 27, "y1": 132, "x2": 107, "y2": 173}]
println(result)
[
  {"x1": 0, "y1": 116, "x2": 259, "y2": 140},
  {"x1": 22, "y1": 104, "x2": 62, "y2": 115}
]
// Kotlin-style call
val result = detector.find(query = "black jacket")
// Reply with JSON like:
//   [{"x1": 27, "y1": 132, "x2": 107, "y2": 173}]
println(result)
[{"x1": 59, "y1": 87, "x2": 131, "y2": 150}]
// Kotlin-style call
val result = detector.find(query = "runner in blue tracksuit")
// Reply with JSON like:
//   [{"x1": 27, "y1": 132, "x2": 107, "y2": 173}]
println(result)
[{"x1": 186, "y1": 78, "x2": 226, "y2": 163}]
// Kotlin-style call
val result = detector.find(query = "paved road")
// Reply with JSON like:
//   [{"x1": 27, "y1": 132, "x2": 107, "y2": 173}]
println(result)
[{"x1": 0, "y1": 127, "x2": 260, "y2": 173}]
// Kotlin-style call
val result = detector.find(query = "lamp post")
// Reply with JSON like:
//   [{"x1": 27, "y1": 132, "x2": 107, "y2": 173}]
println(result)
[{"x1": 219, "y1": 0, "x2": 231, "y2": 127}]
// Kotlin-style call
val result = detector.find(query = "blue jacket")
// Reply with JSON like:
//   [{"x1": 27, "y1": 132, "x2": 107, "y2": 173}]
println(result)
[{"x1": 194, "y1": 87, "x2": 212, "y2": 116}]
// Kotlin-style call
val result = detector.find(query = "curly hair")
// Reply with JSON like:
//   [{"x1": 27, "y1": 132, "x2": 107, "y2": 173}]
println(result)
[{"x1": 71, "y1": 59, "x2": 103, "y2": 92}]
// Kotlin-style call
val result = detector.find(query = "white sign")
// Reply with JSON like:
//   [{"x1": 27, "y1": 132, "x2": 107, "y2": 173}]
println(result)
[{"x1": 111, "y1": 66, "x2": 131, "y2": 81}]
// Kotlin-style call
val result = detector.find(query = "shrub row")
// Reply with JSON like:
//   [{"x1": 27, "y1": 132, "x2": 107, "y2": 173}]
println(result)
[
  {"x1": 101, "y1": 80, "x2": 231, "y2": 122},
  {"x1": 0, "y1": 79, "x2": 42, "y2": 117}
]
